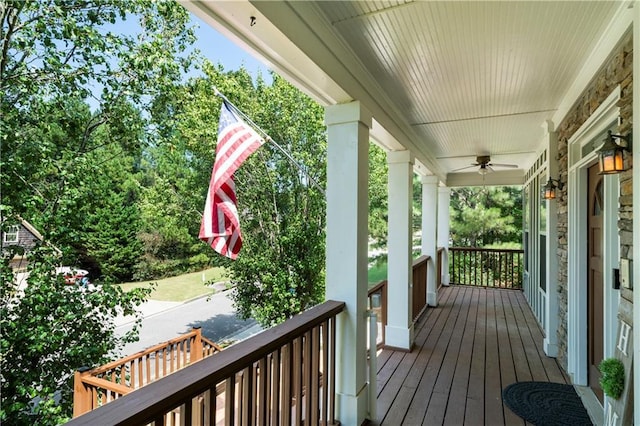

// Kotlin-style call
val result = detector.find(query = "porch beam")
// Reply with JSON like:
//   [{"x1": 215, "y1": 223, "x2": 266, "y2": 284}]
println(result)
[
  {"x1": 324, "y1": 100, "x2": 371, "y2": 426},
  {"x1": 421, "y1": 175, "x2": 439, "y2": 307},
  {"x1": 385, "y1": 150, "x2": 415, "y2": 351}
]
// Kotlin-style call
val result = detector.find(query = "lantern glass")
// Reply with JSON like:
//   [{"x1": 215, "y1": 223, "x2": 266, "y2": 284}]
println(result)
[
  {"x1": 544, "y1": 187, "x2": 555, "y2": 200},
  {"x1": 597, "y1": 131, "x2": 630, "y2": 175},
  {"x1": 599, "y1": 147, "x2": 625, "y2": 174},
  {"x1": 542, "y1": 180, "x2": 557, "y2": 200}
]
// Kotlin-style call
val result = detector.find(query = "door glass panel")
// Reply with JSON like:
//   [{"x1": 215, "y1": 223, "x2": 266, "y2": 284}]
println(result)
[{"x1": 593, "y1": 180, "x2": 603, "y2": 216}]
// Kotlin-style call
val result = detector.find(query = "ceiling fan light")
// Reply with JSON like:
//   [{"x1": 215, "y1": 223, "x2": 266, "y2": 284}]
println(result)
[{"x1": 478, "y1": 165, "x2": 488, "y2": 175}]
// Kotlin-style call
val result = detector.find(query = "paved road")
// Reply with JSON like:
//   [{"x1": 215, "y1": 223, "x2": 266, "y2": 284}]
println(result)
[{"x1": 115, "y1": 290, "x2": 261, "y2": 356}]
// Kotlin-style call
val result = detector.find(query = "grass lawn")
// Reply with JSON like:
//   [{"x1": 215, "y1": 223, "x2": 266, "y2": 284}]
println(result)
[
  {"x1": 368, "y1": 262, "x2": 387, "y2": 287},
  {"x1": 118, "y1": 267, "x2": 229, "y2": 302}
]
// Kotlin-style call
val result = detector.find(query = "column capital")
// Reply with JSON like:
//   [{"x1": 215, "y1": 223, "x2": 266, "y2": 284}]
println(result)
[
  {"x1": 387, "y1": 149, "x2": 414, "y2": 165},
  {"x1": 421, "y1": 175, "x2": 439, "y2": 185},
  {"x1": 325, "y1": 101, "x2": 372, "y2": 128},
  {"x1": 541, "y1": 119, "x2": 555, "y2": 134}
]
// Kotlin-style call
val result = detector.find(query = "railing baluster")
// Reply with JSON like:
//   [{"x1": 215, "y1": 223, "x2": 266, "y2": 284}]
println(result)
[
  {"x1": 448, "y1": 247, "x2": 524, "y2": 288},
  {"x1": 270, "y1": 350, "x2": 280, "y2": 425},
  {"x1": 294, "y1": 336, "x2": 303, "y2": 425},
  {"x1": 321, "y1": 320, "x2": 329, "y2": 424},
  {"x1": 259, "y1": 355, "x2": 268, "y2": 425},
  {"x1": 330, "y1": 315, "x2": 337, "y2": 425},
  {"x1": 225, "y1": 376, "x2": 235, "y2": 425},
  {"x1": 281, "y1": 343, "x2": 291, "y2": 426},
  {"x1": 311, "y1": 327, "x2": 320, "y2": 425}
]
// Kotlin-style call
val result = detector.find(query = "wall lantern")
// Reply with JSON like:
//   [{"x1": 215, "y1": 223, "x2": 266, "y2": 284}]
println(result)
[
  {"x1": 542, "y1": 178, "x2": 563, "y2": 200},
  {"x1": 597, "y1": 130, "x2": 632, "y2": 175}
]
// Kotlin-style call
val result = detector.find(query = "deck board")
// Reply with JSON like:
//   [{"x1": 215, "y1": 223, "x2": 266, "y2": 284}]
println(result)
[{"x1": 374, "y1": 285, "x2": 569, "y2": 426}]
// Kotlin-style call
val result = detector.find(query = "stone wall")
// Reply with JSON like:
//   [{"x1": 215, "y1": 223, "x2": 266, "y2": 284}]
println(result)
[{"x1": 555, "y1": 31, "x2": 633, "y2": 370}]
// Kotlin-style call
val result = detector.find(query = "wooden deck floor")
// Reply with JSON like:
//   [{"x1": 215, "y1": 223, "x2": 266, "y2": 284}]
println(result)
[{"x1": 375, "y1": 285, "x2": 569, "y2": 426}]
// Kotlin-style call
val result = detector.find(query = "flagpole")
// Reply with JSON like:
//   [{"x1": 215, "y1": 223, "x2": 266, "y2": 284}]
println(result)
[{"x1": 213, "y1": 87, "x2": 326, "y2": 197}]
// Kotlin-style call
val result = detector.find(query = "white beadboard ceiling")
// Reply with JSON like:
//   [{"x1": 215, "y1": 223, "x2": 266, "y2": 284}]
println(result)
[{"x1": 184, "y1": 0, "x2": 630, "y2": 186}]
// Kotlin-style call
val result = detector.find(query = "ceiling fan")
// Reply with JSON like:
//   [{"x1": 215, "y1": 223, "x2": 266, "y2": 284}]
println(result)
[{"x1": 451, "y1": 155, "x2": 518, "y2": 175}]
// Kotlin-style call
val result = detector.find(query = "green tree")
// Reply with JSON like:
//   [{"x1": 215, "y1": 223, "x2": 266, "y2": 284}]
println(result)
[
  {"x1": 229, "y1": 74, "x2": 326, "y2": 327},
  {"x1": 152, "y1": 67, "x2": 326, "y2": 326},
  {"x1": 0, "y1": 241, "x2": 152, "y2": 424},
  {"x1": 1, "y1": 1, "x2": 193, "y2": 422},
  {"x1": 449, "y1": 186, "x2": 522, "y2": 247},
  {"x1": 368, "y1": 143, "x2": 388, "y2": 250}
]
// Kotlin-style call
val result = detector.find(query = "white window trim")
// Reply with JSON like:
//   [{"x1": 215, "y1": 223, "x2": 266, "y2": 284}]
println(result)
[{"x1": 3, "y1": 225, "x2": 19, "y2": 244}]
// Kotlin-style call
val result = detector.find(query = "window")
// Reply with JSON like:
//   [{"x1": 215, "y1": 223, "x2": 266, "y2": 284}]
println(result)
[{"x1": 3, "y1": 225, "x2": 19, "y2": 244}]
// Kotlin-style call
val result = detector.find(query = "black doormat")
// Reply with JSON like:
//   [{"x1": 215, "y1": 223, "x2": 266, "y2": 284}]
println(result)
[{"x1": 502, "y1": 381, "x2": 593, "y2": 426}]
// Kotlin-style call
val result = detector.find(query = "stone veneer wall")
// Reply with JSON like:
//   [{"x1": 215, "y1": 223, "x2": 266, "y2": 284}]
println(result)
[{"x1": 555, "y1": 31, "x2": 633, "y2": 371}]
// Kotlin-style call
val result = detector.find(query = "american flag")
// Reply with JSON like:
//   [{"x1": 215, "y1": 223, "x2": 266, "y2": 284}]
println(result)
[{"x1": 199, "y1": 101, "x2": 265, "y2": 259}]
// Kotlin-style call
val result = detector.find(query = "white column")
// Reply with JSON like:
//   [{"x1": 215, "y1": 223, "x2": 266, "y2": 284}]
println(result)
[
  {"x1": 632, "y1": 4, "x2": 640, "y2": 424},
  {"x1": 437, "y1": 187, "x2": 451, "y2": 286},
  {"x1": 385, "y1": 150, "x2": 415, "y2": 351},
  {"x1": 544, "y1": 121, "x2": 559, "y2": 357},
  {"x1": 325, "y1": 101, "x2": 371, "y2": 425},
  {"x1": 421, "y1": 176, "x2": 439, "y2": 307}
]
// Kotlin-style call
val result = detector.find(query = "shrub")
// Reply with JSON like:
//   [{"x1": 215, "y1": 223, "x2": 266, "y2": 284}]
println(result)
[{"x1": 599, "y1": 358, "x2": 625, "y2": 399}]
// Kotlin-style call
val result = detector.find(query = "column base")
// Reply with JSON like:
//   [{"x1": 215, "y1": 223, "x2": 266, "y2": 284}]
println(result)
[
  {"x1": 385, "y1": 324, "x2": 414, "y2": 351},
  {"x1": 443, "y1": 273, "x2": 450, "y2": 287},
  {"x1": 336, "y1": 382, "x2": 369, "y2": 426},
  {"x1": 544, "y1": 339, "x2": 558, "y2": 357},
  {"x1": 427, "y1": 291, "x2": 438, "y2": 307}
]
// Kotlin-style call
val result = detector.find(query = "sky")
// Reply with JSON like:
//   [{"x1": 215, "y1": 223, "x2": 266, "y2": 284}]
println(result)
[
  {"x1": 189, "y1": 13, "x2": 272, "y2": 84},
  {"x1": 87, "y1": 10, "x2": 272, "y2": 111}
]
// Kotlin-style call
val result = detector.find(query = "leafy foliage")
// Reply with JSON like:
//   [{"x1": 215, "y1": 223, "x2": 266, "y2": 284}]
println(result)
[
  {"x1": 368, "y1": 143, "x2": 388, "y2": 248},
  {"x1": 146, "y1": 66, "x2": 327, "y2": 327},
  {"x1": 449, "y1": 186, "x2": 522, "y2": 247},
  {"x1": 1, "y1": 0, "x2": 193, "y2": 422},
  {"x1": 225, "y1": 75, "x2": 327, "y2": 327},
  {"x1": 599, "y1": 357, "x2": 625, "y2": 399},
  {"x1": 0, "y1": 243, "x2": 152, "y2": 424}
]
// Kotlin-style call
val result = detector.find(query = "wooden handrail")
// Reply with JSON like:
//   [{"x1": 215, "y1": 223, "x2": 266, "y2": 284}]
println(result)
[
  {"x1": 68, "y1": 300, "x2": 345, "y2": 426},
  {"x1": 412, "y1": 254, "x2": 430, "y2": 268},
  {"x1": 80, "y1": 375, "x2": 133, "y2": 396}
]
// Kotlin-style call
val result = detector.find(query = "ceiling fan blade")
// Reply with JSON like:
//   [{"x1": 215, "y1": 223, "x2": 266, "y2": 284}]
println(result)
[
  {"x1": 489, "y1": 163, "x2": 518, "y2": 168},
  {"x1": 450, "y1": 164, "x2": 479, "y2": 172}
]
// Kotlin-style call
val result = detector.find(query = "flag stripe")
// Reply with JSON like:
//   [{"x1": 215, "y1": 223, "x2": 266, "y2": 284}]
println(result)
[
  {"x1": 199, "y1": 101, "x2": 264, "y2": 259},
  {"x1": 213, "y1": 126, "x2": 263, "y2": 191}
]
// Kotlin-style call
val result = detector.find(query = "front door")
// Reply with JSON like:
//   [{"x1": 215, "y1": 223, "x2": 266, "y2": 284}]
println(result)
[{"x1": 587, "y1": 164, "x2": 604, "y2": 402}]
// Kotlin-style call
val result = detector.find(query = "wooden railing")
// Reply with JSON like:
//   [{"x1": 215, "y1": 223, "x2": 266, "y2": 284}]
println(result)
[
  {"x1": 412, "y1": 255, "x2": 429, "y2": 321},
  {"x1": 367, "y1": 255, "x2": 431, "y2": 348},
  {"x1": 437, "y1": 247, "x2": 445, "y2": 289},
  {"x1": 367, "y1": 280, "x2": 387, "y2": 347},
  {"x1": 68, "y1": 300, "x2": 345, "y2": 426},
  {"x1": 449, "y1": 247, "x2": 524, "y2": 289},
  {"x1": 73, "y1": 328, "x2": 222, "y2": 417}
]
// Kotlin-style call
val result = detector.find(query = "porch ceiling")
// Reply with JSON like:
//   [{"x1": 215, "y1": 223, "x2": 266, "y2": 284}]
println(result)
[{"x1": 183, "y1": 1, "x2": 630, "y2": 186}]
